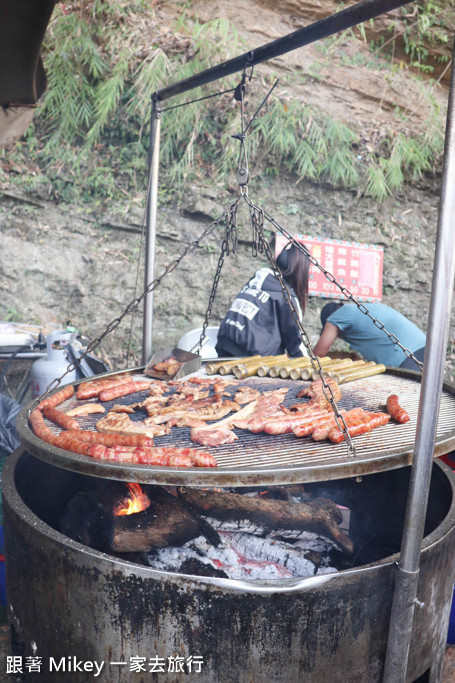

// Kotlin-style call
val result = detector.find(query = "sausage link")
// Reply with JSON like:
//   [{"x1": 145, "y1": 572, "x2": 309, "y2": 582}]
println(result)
[
  {"x1": 42, "y1": 407, "x2": 79, "y2": 431},
  {"x1": 90, "y1": 446, "x2": 189, "y2": 466},
  {"x1": 329, "y1": 411, "x2": 391, "y2": 443},
  {"x1": 187, "y1": 452, "x2": 217, "y2": 467},
  {"x1": 98, "y1": 381, "x2": 151, "y2": 402},
  {"x1": 85, "y1": 445, "x2": 215, "y2": 467},
  {"x1": 49, "y1": 433, "x2": 109, "y2": 459},
  {"x1": 311, "y1": 408, "x2": 368, "y2": 441},
  {"x1": 76, "y1": 376, "x2": 132, "y2": 400},
  {"x1": 386, "y1": 394, "x2": 411, "y2": 423},
  {"x1": 37, "y1": 385, "x2": 75, "y2": 411},
  {"x1": 29, "y1": 408, "x2": 55, "y2": 440},
  {"x1": 29, "y1": 412, "x2": 110, "y2": 458},
  {"x1": 62, "y1": 430, "x2": 154, "y2": 448},
  {"x1": 52, "y1": 433, "x2": 94, "y2": 456},
  {"x1": 328, "y1": 420, "x2": 373, "y2": 443}
]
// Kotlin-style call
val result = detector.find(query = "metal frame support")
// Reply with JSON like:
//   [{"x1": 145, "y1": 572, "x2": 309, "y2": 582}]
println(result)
[
  {"x1": 142, "y1": 95, "x2": 161, "y2": 365},
  {"x1": 141, "y1": 0, "x2": 415, "y2": 358},
  {"x1": 154, "y1": 0, "x2": 413, "y2": 104},
  {"x1": 383, "y1": 33, "x2": 455, "y2": 682}
]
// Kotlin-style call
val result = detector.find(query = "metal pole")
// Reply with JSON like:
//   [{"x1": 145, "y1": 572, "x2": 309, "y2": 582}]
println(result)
[
  {"x1": 142, "y1": 96, "x2": 161, "y2": 365},
  {"x1": 155, "y1": 0, "x2": 414, "y2": 103},
  {"x1": 383, "y1": 37, "x2": 455, "y2": 682}
]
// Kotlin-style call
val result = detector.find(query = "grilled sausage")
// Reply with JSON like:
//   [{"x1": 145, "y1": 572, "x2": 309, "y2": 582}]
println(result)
[
  {"x1": 56, "y1": 435, "x2": 109, "y2": 459},
  {"x1": 386, "y1": 394, "x2": 410, "y2": 423},
  {"x1": 98, "y1": 381, "x2": 151, "y2": 402},
  {"x1": 37, "y1": 385, "x2": 75, "y2": 411},
  {"x1": 42, "y1": 407, "x2": 80, "y2": 431},
  {"x1": 84, "y1": 445, "x2": 216, "y2": 467},
  {"x1": 29, "y1": 408, "x2": 55, "y2": 440},
  {"x1": 328, "y1": 412, "x2": 391, "y2": 443},
  {"x1": 310, "y1": 408, "x2": 368, "y2": 441},
  {"x1": 76, "y1": 375, "x2": 132, "y2": 400},
  {"x1": 90, "y1": 446, "x2": 193, "y2": 466},
  {"x1": 61, "y1": 430, "x2": 154, "y2": 448}
]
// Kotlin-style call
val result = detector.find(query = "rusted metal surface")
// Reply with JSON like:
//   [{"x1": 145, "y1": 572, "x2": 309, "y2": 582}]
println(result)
[
  {"x1": 3, "y1": 451, "x2": 455, "y2": 682},
  {"x1": 16, "y1": 369, "x2": 455, "y2": 486}
]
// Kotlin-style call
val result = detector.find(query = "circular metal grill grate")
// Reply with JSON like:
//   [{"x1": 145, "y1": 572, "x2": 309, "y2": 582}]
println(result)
[{"x1": 16, "y1": 369, "x2": 455, "y2": 486}]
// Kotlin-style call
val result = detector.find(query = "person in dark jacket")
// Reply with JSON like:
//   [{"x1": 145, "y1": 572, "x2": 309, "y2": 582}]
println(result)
[{"x1": 215, "y1": 243, "x2": 310, "y2": 357}]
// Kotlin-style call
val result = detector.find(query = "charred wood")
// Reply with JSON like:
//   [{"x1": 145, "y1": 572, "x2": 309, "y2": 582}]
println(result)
[
  {"x1": 111, "y1": 488, "x2": 201, "y2": 552},
  {"x1": 61, "y1": 485, "x2": 201, "y2": 553},
  {"x1": 178, "y1": 488, "x2": 354, "y2": 555}
]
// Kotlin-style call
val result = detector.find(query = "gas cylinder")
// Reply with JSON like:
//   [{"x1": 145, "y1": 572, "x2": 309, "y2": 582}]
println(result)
[{"x1": 30, "y1": 331, "x2": 77, "y2": 398}]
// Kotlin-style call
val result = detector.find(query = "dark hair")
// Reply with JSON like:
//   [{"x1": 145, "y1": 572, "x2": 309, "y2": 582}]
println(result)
[
  {"x1": 276, "y1": 243, "x2": 310, "y2": 315},
  {"x1": 320, "y1": 301, "x2": 344, "y2": 327}
]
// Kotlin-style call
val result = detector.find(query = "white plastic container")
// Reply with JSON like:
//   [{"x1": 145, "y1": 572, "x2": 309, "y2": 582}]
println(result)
[{"x1": 30, "y1": 331, "x2": 77, "y2": 398}]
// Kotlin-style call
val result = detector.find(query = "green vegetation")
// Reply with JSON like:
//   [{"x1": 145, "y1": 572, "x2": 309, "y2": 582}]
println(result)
[
  {"x1": 399, "y1": 2, "x2": 452, "y2": 73},
  {"x1": 0, "y1": 0, "x2": 452, "y2": 206}
]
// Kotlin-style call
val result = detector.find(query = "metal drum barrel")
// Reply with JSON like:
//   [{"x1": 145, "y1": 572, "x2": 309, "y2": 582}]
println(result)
[{"x1": 3, "y1": 451, "x2": 455, "y2": 682}]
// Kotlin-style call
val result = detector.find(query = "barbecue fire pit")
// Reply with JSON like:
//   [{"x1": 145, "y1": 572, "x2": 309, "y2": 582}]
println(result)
[
  {"x1": 3, "y1": 0, "x2": 455, "y2": 680},
  {"x1": 3, "y1": 449, "x2": 455, "y2": 682},
  {"x1": 3, "y1": 365, "x2": 455, "y2": 682}
]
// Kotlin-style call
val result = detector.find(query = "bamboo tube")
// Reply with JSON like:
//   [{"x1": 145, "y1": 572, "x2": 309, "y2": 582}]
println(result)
[
  {"x1": 334, "y1": 363, "x2": 386, "y2": 384},
  {"x1": 310, "y1": 358, "x2": 371, "y2": 380},
  {"x1": 278, "y1": 359, "x2": 313, "y2": 378},
  {"x1": 278, "y1": 356, "x2": 331, "y2": 379},
  {"x1": 248, "y1": 355, "x2": 292, "y2": 378},
  {"x1": 265, "y1": 356, "x2": 313, "y2": 379},
  {"x1": 333, "y1": 361, "x2": 375, "y2": 378},
  {"x1": 300, "y1": 357, "x2": 349, "y2": 380},
  {"x1": 310, "y1": 358, "x2": 355, "y2": 380},
  {"x1": 206, "y1": 355, "x2": 262, "y2": 375},
  {"x1": 219, "y1": 355, "x2": 279, "y2": 376},
  {"x1": 323, "y1": 359, "x2": 368, "y2": 379},
  {"x1": 289, "y1": 367, "x2": 306, "y2": 380},
  {"x1": 287, "y1": 357, "x2": 331, "y2": 380},
  {"x1": 233, "y1": 355, "x2": 289, "y2": 379}
]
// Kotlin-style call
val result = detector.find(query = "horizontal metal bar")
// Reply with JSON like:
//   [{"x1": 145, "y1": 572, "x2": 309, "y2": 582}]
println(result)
[{"x1": 156, "y1": 0, "x2": 414, "y2": 103}]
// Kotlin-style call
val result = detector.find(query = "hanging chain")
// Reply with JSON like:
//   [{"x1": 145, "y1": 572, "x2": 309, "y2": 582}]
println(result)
[
  {"x1": 246, "y1": 197, "x2": 356, "y2": 457},
  {"x1": 258, "y1": 207, "x2": 424, "y2": 371},
  {"x1": 37, "y1": 66, "x2": 274, "y2": 401},
  {"x1": 250, "y1": 203, "x2": 265, "y2": 257},
  {"x1": 35, "y1": 204, "x2": 236, "y2": 404},
  {"x1": 35, "y1": 67, "x2": 417, "y2": 465},
  {"x1": 196, "y1": 201, "x2": 239, "y2": 353}
]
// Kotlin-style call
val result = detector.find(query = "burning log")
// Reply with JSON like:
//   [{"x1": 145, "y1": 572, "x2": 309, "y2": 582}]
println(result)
[
  {"x1": 112, "y1": 488, "x2": 201, "y2": 552},
  {"x1": 61, "y1": 485, "x2": 201, "y2": 553},
  {"x1": 178, "y1": 488, "x2": 354, "y2": 555}
]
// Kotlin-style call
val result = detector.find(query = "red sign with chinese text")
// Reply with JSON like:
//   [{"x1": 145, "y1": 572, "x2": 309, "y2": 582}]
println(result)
[{"x1": 275, "y1": 234, "x2": 383, "y2": 302}]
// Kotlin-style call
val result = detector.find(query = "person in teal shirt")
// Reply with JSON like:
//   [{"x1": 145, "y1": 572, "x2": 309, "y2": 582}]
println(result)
[{"x1": 313, "y1": 302, "x2": 426, "y2": 370}]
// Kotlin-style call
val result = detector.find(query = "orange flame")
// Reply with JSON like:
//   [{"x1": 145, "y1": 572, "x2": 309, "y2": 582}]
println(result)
[{"x1": 115, "y1": 483, "x2": 150, "y2": 516}]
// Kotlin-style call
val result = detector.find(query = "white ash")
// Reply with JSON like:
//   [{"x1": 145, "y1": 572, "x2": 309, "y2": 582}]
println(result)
[
  {"x1": 145, "y1": 531, "x2": 339, "y2": 580},
  {"x1": 316, "y1": 562, "x2": 339, "y2": 575},
  {"x1": 218, "y1": 532, "x2": 319, "y2": 577},
  {"x1": 146, "y1": 536, "x2": 294, "y2": 580},
  {"x1": 204, "y1": 516, "x2": 268, "y2": 536},
  {"x1": 205, "y1": 516, "x2": 340, "y2": 549},
  {"x1": 281, "y1": 531, "x2": 339, "y2": 553}
]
